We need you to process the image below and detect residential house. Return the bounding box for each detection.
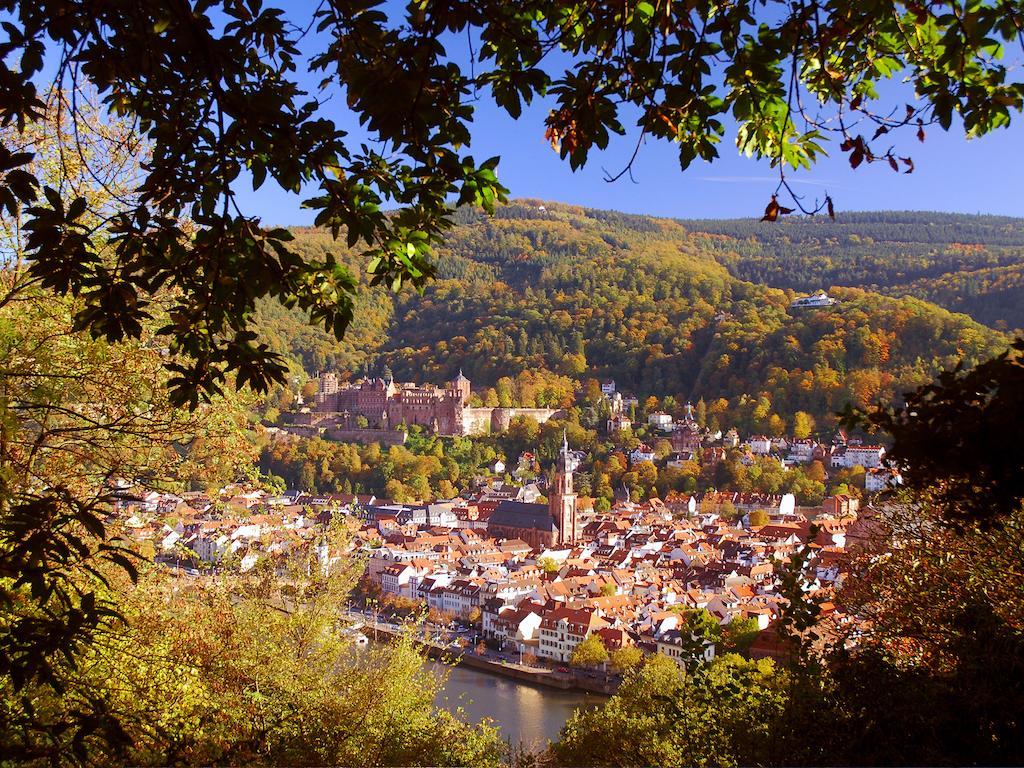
[786,439,816,464]
[655,627,716,668]
[439,579,483,618]
[831,444,886,469]
[379,563,417,597]
[630,444,656,463]
[537,606,609,662]
[647,412,674,431]
[865,467,903,492]
[487,601,544,649]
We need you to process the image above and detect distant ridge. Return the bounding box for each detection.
[672,208,1024,330]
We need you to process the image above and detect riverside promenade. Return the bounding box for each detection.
[355,615,617,695]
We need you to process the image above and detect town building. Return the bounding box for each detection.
[789,291,837,309]
[671,407,702,453]
[537,606,609,662]
[648,412,673,431]
[630,443,656,463]
[831,444,886,469]
[865,467,903,493]
[656,628,717,668]
[488,432,580,548]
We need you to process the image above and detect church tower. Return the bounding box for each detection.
[550,430,578,546]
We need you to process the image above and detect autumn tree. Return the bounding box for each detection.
[674,609,725,670]
[537,556,561,575]
[847,338,1024,529]
[1,527,504,765]
[819,493,1024,765]
[609,646,644,674]
[748,509,770,528]
[806,460,827,484]
[792,411,816,440]
[0,92,258,756]
[554,654,788,767]
[570,634,609,668]
[722,616,761,655]
[719,500,739,521]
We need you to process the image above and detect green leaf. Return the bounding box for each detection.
[635,1,655,24]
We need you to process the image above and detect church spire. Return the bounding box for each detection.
[551,426,577,546]
[557,428,573,479]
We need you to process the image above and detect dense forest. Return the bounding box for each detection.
[680,211,1024,331]
[256,203,1014,429]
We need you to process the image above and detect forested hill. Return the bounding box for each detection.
[260,202,1012,427]
[678,211,1024,332]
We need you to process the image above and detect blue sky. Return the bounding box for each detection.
[231,3,1024,224]
[248,93,1024,226]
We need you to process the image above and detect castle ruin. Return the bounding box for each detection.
[309,370,560,437]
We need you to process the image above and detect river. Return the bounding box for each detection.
[427,658,604,748]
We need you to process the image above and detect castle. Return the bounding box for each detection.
[311,370,561,437]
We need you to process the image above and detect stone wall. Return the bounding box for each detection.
[323,427,408,446]
[461,407,562,435]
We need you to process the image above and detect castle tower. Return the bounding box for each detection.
[550,430,578,546]
[316,371,340,410]
[451,368,471,403]
[319,371,339,396]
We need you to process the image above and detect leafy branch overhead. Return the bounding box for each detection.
[3,0,1023,404]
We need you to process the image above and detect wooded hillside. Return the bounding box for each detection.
[257,203,1016,424]
[681,210,1024,331]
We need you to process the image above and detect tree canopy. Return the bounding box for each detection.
[0,94,259,752]
[846,337,1024,528]
[570,633,609,667]
[3,0,1023,405]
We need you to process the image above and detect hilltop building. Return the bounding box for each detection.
[789,291,837,309]
[606,391,631,432]
[309,370,559,437]
[671,404,702,453]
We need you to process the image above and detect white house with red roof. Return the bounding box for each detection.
[537,606,609,662]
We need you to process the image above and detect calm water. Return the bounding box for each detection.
[428,659,602,748]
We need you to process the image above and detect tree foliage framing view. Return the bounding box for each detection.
[2,0,1023,407]
[3,2,1024,765]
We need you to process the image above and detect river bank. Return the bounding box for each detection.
[363,619,619,694]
